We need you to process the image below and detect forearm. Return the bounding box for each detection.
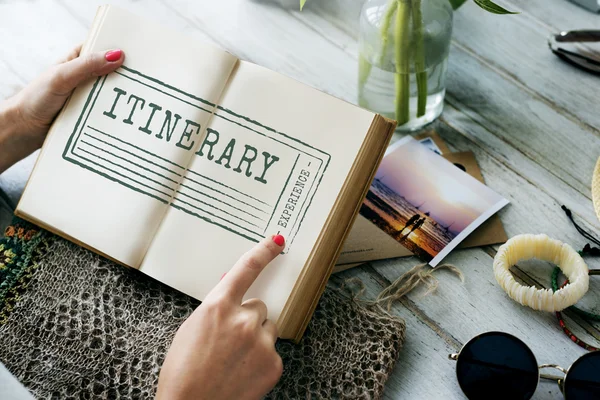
[0,97,42,174]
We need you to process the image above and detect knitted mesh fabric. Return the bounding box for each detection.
[0,224,405,399]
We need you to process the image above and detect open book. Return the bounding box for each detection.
[15,6,395,341]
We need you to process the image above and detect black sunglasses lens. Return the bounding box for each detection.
[564,351,600,400]
[456,332,538,400]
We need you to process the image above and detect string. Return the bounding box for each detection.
[561,205,600,246]
[551,267,600,322]
[561,205,600,254]
[338,263,464,312]
[374,263,464,312]
[551,267,600,351]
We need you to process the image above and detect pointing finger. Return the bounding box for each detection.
[212,235,284,303]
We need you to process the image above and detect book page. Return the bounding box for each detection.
[140,61,376,322]
[17,6,238,267]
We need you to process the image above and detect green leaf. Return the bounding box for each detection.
[473,0,518,14]
[300,0,307,10]
[448,0,468,9]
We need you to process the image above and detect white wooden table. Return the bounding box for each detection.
[1,0,600,398]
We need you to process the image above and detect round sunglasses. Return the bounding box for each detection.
[449,332,600,399]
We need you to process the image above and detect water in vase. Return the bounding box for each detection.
[358,56,447,131]
[358,0,453,132]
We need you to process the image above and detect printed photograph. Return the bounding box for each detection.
[360,137,508,266]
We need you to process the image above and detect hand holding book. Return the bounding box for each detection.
[0,46,124,174]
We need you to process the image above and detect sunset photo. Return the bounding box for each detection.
[360,137,508,266]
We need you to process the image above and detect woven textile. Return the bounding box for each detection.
[0,220,405,399]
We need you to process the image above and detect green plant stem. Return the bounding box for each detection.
[394,0,411,125]
[379,0,398,66]
[360,0,397,92]
[358,53,373,92]
[411,0,427,117]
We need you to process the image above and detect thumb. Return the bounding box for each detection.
[50,49,124,95]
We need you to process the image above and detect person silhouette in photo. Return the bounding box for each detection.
[396,215,422,241]
[400,214,420,233]
[409,217,426,235]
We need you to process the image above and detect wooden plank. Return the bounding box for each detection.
[451,1,600,152]
[444,44,599,202]
[438,105,600,231]
[55,0,220,47]
[0,1,86,84]
[436,116,600,261]
[0,1,598,398]
[0,59,25,100]
[164,0,361,100]
[57,0,361,102]
[307,0,363,35]
[507,0,600,30]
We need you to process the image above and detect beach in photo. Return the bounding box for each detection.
[360,136,508,266]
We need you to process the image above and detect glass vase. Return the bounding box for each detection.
[358,0,453,132]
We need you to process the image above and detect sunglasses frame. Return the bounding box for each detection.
[449,331,600,400]
[548,30,600,75]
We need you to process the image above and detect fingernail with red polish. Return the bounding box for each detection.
[105,49,122,62]
[272,234,285,247]
[220,272,227,281]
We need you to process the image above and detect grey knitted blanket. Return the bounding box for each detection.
[0,226,405,399]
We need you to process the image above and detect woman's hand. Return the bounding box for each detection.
[0,46,124,173]
[156,235,285,400]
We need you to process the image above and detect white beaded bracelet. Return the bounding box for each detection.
[493,234,589,312]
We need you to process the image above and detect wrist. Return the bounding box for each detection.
[0,96,40,173]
